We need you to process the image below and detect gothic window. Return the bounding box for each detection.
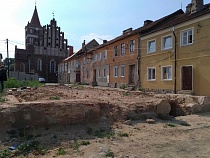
[37,59,42,71]
[50,60,56,73]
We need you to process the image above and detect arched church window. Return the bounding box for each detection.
[50,60,56,73]
[37,59,42,71]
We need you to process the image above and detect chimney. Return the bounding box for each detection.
[186,3,192,14]
[123,28,133,35]
[191,0,204,13]
[187,0,204,14]
[68,46,73,56]
[103,40,107,44]
[144,20,153,26]
[82,40,85,52]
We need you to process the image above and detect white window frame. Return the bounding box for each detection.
[147,67,156,81]
[104,51,107,60]
[103,68,106,78]
[129,40,135,52]
[98,69,101,78]
[98,52,102,61]
[180,28,193,46]
[161,65,172,81]
[114,66,118,77]
[68,62,71,73]
[120,65,125,77]
[147,39,156,53]
[121,43,125,55]
[162,35,172,50]
[94,54,97,61]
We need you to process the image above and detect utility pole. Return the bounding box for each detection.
[6,39,9,77]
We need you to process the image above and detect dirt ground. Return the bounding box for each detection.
[1,84,210,158]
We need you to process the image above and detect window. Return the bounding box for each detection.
[129,40,135,52]
[98,69,101,78]
[147,67,156,81]
[37,59,42,71]
[94,54,97,61]
[162,35,172,50]
[120,65,125,77]
[98,52,101,61]
[121,43,125,55]
[104,51,107,59]
[114,66,118,77]
[87,55,91,63]
[68,62,71,73]
[50,60,56,73]
[181,28,193,46]
[103,68,106,78]
[162,66,172,80]
[114,46,118,56]
[147,40,156,53]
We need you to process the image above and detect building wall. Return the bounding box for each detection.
[107,34,139,88]
[140,14,210,96]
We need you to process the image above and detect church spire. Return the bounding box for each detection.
[30,5,41,28]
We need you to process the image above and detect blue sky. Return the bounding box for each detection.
[0,0,210,59]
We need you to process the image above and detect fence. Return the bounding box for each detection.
[9,71,39,81]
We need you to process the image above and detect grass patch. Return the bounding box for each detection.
[80,141,90,146]
[94,129,115,139]
[5,78,42,89]
[105,149,114,157]
[56,148,66,156]
[118,132,129,137]
[180,122,191,126]
[0,149,11,158]
[49,96,60,100]
[164,123,176,128]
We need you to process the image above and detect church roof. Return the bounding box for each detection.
[30,6,41,28]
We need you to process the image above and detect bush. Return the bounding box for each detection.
[4,78,42,89]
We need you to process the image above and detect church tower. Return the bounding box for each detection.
[25,5,43,51]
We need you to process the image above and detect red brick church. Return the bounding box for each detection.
[15,5,72,83]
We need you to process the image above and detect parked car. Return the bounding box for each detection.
[38,77,45,83]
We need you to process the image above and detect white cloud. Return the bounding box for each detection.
[80,33,113,45]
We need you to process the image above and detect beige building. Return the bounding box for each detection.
[140,0,210,96]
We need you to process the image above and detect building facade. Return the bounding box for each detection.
[140,0,210,96]
[15,6,71,82]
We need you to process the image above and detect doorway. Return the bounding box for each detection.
[181,66,193,90]
[129,65,135,85]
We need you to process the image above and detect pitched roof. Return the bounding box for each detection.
[140,4,210,36]
[87,9,184,52]
[30,6,42,28]
[64,39,99,61]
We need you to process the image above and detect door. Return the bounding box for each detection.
[181,66,192,90]
[93,70,97,82]
[76,72,81,83]
[129,65,135,84]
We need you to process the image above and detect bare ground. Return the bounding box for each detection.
[1,84,210,158]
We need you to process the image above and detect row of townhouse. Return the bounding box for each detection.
[58,0,210,96]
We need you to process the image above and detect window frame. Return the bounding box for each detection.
[98,69,101,78]
[147,67,156,81]
[37,59,42,71]
[147,39,156,53]
[103,68,106,78]
[121,43,125,55]
[114,46,118,56]
[120,65,125,77]
[161,65,172,81]
[129,40,135,52]
[104,51,107,60]
[114,66,118,78]
[162,34,172,50]
[180,28,193,46]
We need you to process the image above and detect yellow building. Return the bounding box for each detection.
[140,0,210,96]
